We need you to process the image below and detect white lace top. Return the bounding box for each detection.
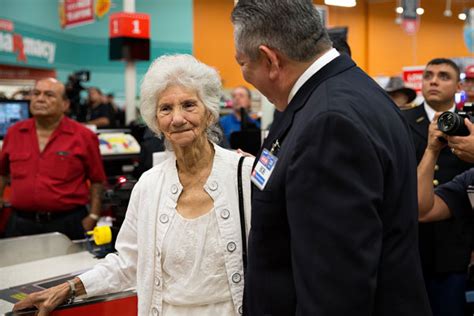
[161,208,234,315]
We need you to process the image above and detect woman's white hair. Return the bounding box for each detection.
[140,54,223,144]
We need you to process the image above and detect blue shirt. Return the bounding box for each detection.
[219,113,260,142]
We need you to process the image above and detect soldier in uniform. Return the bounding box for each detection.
[403,58,474,316]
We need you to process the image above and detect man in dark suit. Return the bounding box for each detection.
[231,1,431,315]
[403,58,473,316]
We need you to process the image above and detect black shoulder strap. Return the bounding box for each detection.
[237,156,247,271]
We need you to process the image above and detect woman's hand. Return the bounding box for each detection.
[12,282,71,316]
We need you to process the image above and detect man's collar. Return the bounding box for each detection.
[20,116,74,134]
[423,102,455,122]
[287,48,340,104]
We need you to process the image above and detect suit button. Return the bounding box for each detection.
[232,272,242,283]
[209,181,218,191]
[433,179,439,186]
[221,209,230,219]
[151,307,159,315]
[227,241,236,252]
[159,214,169,223]
[155,277,161,286]
[238,305,243,314]
[434,164,439,171]
[171,184,178,194]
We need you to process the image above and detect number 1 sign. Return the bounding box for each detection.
[109,12,150,39]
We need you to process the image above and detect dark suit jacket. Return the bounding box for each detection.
[244,54,431,316]
[403,105,474,274]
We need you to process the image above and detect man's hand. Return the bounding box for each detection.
[427,112,448,153]
[12,282,70,316]
[447,118,474,162]
[82,215,97,232]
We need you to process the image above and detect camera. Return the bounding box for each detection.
[65,70,90,121]
[437,103,474,136]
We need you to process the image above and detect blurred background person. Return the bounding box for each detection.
[219,86,260,143]
[462,64,474,103]
[85,87,116,128]
[383,76,417,109]
[106,92,125,127]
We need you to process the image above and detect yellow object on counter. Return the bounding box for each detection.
[87,225,112,246]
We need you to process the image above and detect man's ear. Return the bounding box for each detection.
[258,45,281,81]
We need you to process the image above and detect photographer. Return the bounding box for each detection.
[418,112,473,222]
[85,87,116,128]
[403,58,474,316]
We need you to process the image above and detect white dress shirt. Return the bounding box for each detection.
[288,48,340,104]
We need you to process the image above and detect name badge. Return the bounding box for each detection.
[251,148,278,190]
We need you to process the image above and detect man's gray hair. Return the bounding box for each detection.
[231,0,332,62]
[140,54,222,144]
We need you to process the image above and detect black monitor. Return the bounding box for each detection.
[0,100,30,139]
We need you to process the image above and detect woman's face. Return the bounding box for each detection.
[156,85,211,148]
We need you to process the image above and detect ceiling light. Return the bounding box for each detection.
[395,6,404,14]
[444,0,452,17]
[459,12,467,20]
[416,7,424,15]
[324,0,356,7]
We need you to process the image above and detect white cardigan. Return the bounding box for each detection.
[79,144,253,316]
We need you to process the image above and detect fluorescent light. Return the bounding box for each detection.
[324,0,356,8]
[395,6,404,14]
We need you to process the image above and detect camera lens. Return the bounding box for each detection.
[437,112,469,136]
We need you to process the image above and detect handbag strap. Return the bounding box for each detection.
[237,156,247,271]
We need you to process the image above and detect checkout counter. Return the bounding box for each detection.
[0,233,137,315]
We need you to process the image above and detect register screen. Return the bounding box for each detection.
[0,100,29,139]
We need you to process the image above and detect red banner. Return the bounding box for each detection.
[60,0,95,29]
[402,66,425,93]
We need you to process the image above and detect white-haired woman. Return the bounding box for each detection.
[13,54,253,316]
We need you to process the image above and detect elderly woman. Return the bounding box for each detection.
[13,54,253,316]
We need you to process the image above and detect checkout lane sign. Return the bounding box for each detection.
[0,19,56,64]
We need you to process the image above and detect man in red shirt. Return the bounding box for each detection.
[0,78,106,240]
